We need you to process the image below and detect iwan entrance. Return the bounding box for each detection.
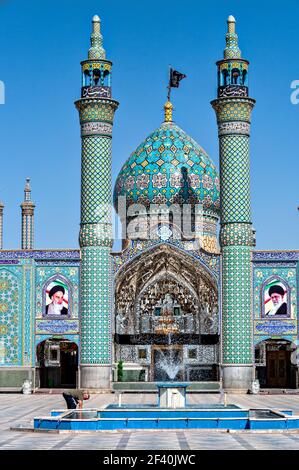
[256,339,297,389]
[36,339,78,388]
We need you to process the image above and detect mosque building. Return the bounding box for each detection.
[0,15,298,393]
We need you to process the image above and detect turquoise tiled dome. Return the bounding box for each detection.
[113,121,220,216]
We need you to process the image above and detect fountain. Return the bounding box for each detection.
[32,401,299,431]
[153,332,188,408]
[32,353,299,431]
[157,382,188,408]
[32,337,299,431]
[154,330,182,381]
[30,296,299,431]
[152,295,184,402]
[156,348,181,381]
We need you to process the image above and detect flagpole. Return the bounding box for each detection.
[167,65,171,101]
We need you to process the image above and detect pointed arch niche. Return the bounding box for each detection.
[115,243,219,336]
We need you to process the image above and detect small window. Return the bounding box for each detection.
[84,70,91,86]
[93,69,101,86]
[188,348,197,359]
[154,307,161,316]
[138,349,147,359]
[174,307,180,316]
[222,69,229,86]
[231,69,240,85]
[51,350,58,361]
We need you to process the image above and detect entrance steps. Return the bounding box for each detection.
[112,382,220,393]
[33,383,221,394]
[34,388,69,394]
[260,388,299,395]
[34,388,111,394]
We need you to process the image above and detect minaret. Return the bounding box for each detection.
[20,178,35,250]
[75,16,119,389]
[0,201,4,249]
[211,16,255,392]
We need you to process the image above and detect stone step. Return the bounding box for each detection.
[33,388,111,394]
[112,381,220,392]
[259,388,299,395]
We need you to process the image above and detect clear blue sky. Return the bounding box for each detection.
[0,0,298,250]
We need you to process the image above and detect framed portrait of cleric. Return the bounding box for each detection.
[262,277,290,319]
[43,277,71,318]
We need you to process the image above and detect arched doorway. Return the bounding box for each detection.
[114,243,219,382]
[36,339,78,388]
[255,339,297,389]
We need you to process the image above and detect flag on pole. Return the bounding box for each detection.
[167,68,186,101]
[169,68,187,88]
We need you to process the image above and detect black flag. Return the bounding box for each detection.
[169,68,187,88]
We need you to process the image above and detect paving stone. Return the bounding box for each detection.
[1,393,299,450]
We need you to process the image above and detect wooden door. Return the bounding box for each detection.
[267,350,290,388]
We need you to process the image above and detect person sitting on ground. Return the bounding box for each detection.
[62,389,90,409]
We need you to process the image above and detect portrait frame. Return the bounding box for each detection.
[261,276,290,319]
[42,275,72,319]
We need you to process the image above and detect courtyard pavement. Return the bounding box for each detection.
[2,392,299,449]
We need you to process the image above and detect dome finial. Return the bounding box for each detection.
[227,15,236,32]
[164,101,173,122]
[224,15,241,59]
[88,14,106,60]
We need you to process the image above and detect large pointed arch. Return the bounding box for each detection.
[115,243,219,336]
[115,242,218,291]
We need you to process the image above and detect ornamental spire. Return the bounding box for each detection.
[24,177,31,202]
[164,101,173,122]
[224,15,241,59]
[88,15,106,60]
[21,178,35,250]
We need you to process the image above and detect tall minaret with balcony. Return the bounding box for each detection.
[211,16,255,391]
[75,16,119,389]
[20,178,35,250]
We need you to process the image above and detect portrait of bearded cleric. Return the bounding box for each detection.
[263,281,288,318]
[45,281,69,317]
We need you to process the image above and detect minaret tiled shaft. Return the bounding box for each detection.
[211,16,255,391]
[75,16,118,389]
[0,202,4,249]
[20,178,35,250]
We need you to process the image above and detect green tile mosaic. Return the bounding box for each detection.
[80,247,113,364]
[221,246,253,364]
[220,135,251,223]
